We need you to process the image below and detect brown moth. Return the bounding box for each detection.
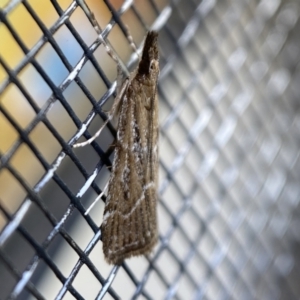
[102,32,159,265]
[74,31,160,265]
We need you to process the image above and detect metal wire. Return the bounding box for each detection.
[1,0,300,299]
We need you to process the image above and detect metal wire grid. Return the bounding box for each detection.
[1,0,300,299]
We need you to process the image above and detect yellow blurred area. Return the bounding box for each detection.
[0,0,9,8]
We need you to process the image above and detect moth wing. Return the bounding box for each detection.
[101,84,158,265]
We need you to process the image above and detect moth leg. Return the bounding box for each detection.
[73,79,129,148]
[116,64,125,95]
[90,12,121,65]
[92,67,123,115]
[84,180,109,215]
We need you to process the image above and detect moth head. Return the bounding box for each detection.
[149,59,159,75]
[138,31,159,78]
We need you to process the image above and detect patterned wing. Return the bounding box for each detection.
[101,31,159,265]
[101,82,158,265]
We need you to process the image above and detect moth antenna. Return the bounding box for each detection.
[124,25,141,60]
[90,12,120,65]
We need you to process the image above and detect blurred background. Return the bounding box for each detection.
[1,0,300,299]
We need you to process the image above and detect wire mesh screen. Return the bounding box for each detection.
[1,0,300,299]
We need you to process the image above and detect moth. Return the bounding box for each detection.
[74,31,160,265]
